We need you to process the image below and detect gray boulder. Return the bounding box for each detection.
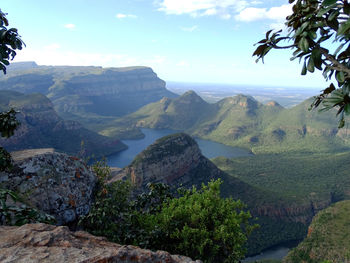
[0,149,96,225]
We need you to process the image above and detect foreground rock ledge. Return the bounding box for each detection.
[0,223,202,263]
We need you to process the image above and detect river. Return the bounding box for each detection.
[106,128,296,260]
[107,128,252,168]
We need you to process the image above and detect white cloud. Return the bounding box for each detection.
[157,1,291,22]
[235,4,292,22]
[181,25,198,32]
[64,24,76,30]
[158,0,248,18]
[116,13,138,19]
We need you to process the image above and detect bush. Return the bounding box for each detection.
[143,179,256,263]
[0,188,55,226]
[79,161,256,262]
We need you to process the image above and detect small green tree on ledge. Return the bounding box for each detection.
[253,0,350,128]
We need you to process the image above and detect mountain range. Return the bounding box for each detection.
[110,90,350,153]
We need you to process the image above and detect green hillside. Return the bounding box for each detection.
[284,200,350,263]
[213,152,350,204]
[212,151,350,256]
[108,90,350,153]
[0,90,126,157]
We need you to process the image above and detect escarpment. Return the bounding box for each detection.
[0,90,126,156]
[0,65,178,118]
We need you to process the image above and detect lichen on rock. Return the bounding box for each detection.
[0,149,96,225]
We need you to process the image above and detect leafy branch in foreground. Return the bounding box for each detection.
[79,161,256,262]
[253,0,350,128]
[0,8,25,74]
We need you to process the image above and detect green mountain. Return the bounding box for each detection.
[0,63,177,131]
[0,90,126,157]
[110,91,350,153]
[284,200,350,263]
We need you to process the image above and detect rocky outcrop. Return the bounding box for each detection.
[0,90,126,156]
[117,133,221,191]
[0,150,96,225]
[0,223,201,263]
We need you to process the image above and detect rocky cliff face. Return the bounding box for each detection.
[0,150,96,225]
[0,90,126,156]
[118,133,222,191]
[0,64,177,118]
[0,223,201,263]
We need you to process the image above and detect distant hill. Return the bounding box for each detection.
[0,63,177,131]
[110,90,350,153]
[0,90,126,157]
[284,200,350,263]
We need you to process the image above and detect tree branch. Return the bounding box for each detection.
[320,48,350,77]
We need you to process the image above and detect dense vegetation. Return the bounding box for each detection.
[211,151,350,256]
[79,161,256,263]
[213,152,350,203]
[284,200,350,263]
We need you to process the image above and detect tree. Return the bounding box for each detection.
[0,9,24,171]
[80,161,256,263]
[146,179,256,263]
[253,0,350,128]
[0,8,24,74]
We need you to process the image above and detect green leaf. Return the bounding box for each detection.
[337,20,350,36]
[308,31,317,40]
[322,0,337,7]
[344,103,350,115]
[307,57,315,72]
[301,61,307,75]
[336,71,345,83]
[311,48,323,70]
[299,37,309,52]
[328,10,339,21]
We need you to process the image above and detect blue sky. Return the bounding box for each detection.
[2,0,326,88]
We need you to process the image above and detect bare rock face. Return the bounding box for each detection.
[118,133,221,191]
[0,223,201,263]
[0,150,96,225]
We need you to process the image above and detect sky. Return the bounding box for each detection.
[1,0,327,88]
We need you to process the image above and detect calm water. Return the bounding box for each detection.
[107,128,252,168]
[244,246,290,262]
[244,240,300,262]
